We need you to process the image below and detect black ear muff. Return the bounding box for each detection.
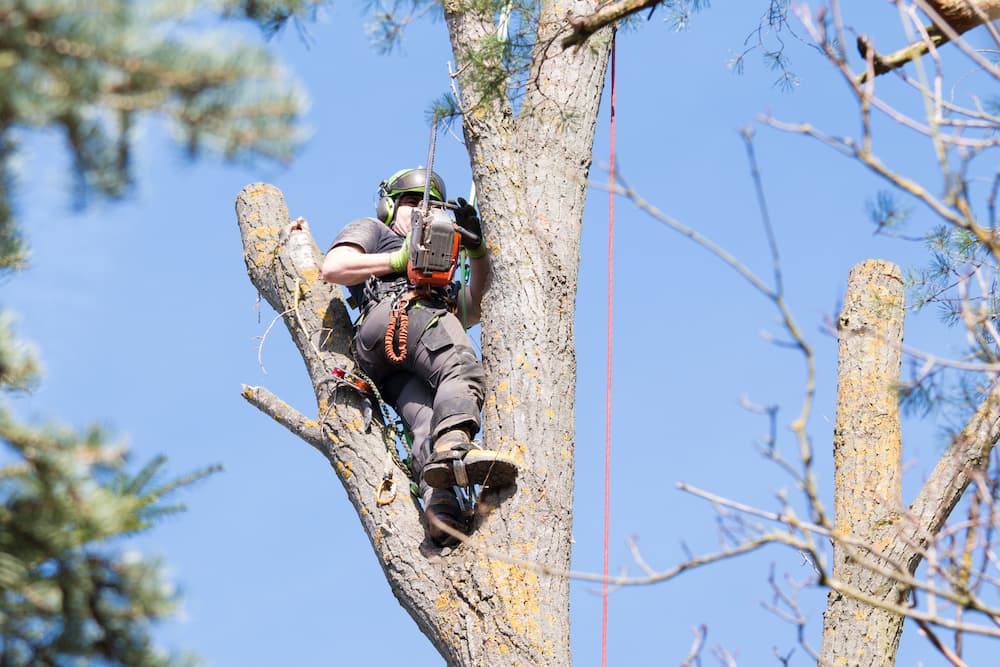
[376,196,395,224]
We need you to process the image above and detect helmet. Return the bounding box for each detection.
[375,167,447,224]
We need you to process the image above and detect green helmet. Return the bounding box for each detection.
[376,167,447,224]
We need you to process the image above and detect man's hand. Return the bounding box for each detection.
[388,234,410,272]
[452,198,487,258]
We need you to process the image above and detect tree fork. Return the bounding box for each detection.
[234,183,570,665]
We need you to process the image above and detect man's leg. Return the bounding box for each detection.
[406,312,518,490]
[388,373,468,547]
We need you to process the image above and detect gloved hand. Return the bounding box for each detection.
[388,234,410,273]
[452,197,487,258]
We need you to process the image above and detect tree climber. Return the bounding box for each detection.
[321,168,518,547]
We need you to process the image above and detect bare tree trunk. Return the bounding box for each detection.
[820,259,1000,664]
[234,11,610,652]
[820,259,907,666]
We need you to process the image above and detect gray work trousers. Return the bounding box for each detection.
[353,296,485,492]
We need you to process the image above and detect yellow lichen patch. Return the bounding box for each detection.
[245,185,272,198]
[512,541,534,555]
[303,419,319,429]
[561,449,570,459]
[486,559,546,648]
[253,225,281,238]
[545,409,555,419]
[335,461,353,478]
[500,394,521,414]
[326,431,342,444]
[435,590,452,610]
[346,418,364,431]
[497,380,509,393]
[301,267,319,283]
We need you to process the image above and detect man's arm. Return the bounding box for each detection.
[321,243,404,285]
[458,253,488,327]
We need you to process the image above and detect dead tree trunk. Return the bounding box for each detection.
[820,259,907,666]
[820,259,1000,664]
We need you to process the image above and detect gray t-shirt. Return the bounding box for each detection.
[329,217,407,308]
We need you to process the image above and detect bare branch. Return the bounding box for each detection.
[560,0,659,50]
[855,0,1000,81]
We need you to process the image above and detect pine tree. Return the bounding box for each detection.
[1,1,319,663]
[0,0,322,271]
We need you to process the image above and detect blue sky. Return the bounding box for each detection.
[7,2,997,665]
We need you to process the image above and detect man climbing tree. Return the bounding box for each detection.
[234,0,611,652]
[320,166,518,547]
[237,0,1000,663]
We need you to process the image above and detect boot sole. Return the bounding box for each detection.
[423,450,518,490]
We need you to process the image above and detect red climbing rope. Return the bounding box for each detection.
[601,28,616,667]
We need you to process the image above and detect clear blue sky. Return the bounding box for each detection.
[7,2,994,665]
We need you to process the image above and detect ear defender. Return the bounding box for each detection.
[376,196,395,224]
[375,179,395,224]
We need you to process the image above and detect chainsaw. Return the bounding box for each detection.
[406,122,480,288]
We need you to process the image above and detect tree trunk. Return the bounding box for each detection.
[820,259,1000,665]
[236,0,611,658]
[441,0,613,661]
[235,10,611,650]
[820,259,907,666]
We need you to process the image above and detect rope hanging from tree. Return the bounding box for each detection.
[601,27,617,667]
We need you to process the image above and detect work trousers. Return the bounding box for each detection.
[353,296,485,492]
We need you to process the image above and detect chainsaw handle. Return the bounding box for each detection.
[454,224,480,247]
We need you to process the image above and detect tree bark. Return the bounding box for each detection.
[820,259,907,666]
[820,259,1000,665]
[236,1,611,662]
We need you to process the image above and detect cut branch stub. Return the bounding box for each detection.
[821,259,906,667]
[833,259,905,539]
[235,183,354,388]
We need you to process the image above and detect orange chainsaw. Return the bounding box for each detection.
[406,123,480,288]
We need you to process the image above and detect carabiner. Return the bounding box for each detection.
[375,475,397,506]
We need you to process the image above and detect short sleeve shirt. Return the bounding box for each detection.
[329,217,407,307]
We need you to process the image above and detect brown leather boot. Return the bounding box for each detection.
[423,488,468,547]
[421,430,518,490]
